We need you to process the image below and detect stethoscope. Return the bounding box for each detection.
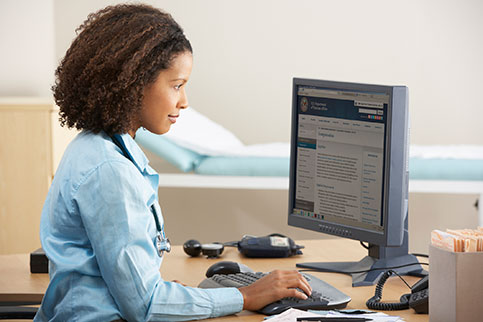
[110,135,171,257]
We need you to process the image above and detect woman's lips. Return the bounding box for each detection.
[168,115,179,123]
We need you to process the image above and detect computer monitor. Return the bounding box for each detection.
[288,78,425,286]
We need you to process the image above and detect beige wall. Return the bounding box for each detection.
[0,0,54,97]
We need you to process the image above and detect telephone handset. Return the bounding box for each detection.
[366,270,428,314]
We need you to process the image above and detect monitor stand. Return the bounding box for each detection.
[296,223,426,287]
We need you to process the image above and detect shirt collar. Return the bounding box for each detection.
[112,132,150,173]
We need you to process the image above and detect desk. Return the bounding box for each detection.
[0,239,428,321]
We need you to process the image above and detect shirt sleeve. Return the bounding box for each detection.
[74,160,243,321]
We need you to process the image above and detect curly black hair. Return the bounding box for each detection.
[53,3,192,135]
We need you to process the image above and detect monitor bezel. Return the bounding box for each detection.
[288,78,409,247]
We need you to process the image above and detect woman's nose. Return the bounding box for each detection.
[178,89,189,109]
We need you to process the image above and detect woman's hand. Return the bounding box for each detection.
[238,270,312,311]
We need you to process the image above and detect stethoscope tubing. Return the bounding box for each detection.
[110,134,171,256]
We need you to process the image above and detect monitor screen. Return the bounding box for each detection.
[288,78,424,286]
[293,85,388,233]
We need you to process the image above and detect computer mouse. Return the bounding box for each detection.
[205,261,254,278]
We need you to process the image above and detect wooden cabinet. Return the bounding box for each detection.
[0,98,76,254]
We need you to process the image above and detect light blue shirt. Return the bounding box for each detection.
[35,131,243,322]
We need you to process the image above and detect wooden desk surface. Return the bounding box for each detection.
[0,239,428,321]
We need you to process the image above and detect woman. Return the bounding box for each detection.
[35,4,311,321]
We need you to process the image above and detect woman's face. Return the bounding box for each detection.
[133,51,193,136]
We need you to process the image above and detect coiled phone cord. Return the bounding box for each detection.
[366,270,411,311]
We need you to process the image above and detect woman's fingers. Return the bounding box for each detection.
[238,269,312,311]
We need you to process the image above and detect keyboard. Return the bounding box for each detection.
[198,272,351,315]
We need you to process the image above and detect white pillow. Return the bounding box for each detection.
[165,107,290,157]
[164,107,244,156]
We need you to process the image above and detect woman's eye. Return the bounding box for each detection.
[174,84,183,90]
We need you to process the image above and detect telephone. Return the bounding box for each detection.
[366,270,428,314]
[408,274,429,314]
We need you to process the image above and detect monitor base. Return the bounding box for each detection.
[296,254,426,287]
